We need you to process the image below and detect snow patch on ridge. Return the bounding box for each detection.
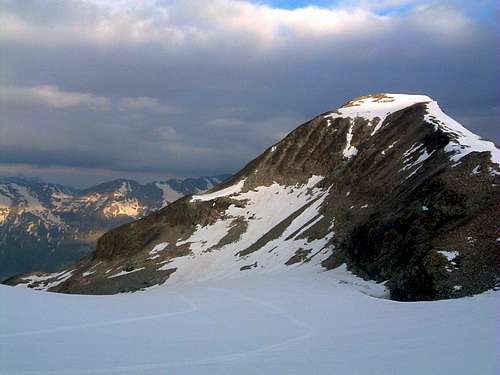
[191,179,247,202]
[400,145,434,178]
[424,101,500,165]
[438,250,459,262]
[438,250,460,273]
[155,182,183,207]
[324,93,432,135]
[22,269,76,290]
[149,242,169,255]
[108,267,145,279]
[381,140,398,155]
[166,175,328,285]
[342,121,358,159]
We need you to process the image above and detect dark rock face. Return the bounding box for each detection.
[0,175,230,281]
[6,94,499,301]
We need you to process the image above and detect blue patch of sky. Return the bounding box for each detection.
[251,0,495,23]
[250,1,417,15]
[251,1,341,10]
[456,0,496,24]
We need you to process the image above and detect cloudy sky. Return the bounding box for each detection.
[0,0,497,187]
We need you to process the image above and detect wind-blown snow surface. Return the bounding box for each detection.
[1,267,498,375]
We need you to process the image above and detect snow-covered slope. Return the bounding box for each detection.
[1,269,498,374]
[7,93,499,301]
[0,175,230,281]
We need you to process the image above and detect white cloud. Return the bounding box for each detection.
[407,4,475,43]
[0,0,477,50]
[338,0,426,11]
[0,85,179,114]
[0,85,111,110]
[0,0,496,180]
[117,96,178,113]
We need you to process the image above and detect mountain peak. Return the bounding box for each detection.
[319,93,499,165]
[341,92,431,108]
[333,93,431,120]
[7,94,499,302]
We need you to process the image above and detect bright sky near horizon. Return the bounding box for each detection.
[0,0,497,187]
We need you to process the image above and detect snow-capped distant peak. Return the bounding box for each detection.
[0,174,231,281]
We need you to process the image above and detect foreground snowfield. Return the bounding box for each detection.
[1,267,498,375]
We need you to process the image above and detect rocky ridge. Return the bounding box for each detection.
[7,93,499,301]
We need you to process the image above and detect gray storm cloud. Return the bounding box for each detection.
[0,0,497,184]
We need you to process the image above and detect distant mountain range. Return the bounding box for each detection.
[0,175,230,281]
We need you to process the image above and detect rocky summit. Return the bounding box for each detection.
[7,93,499,301]
[0,175,229,281]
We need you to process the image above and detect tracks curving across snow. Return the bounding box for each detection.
[0,280,316,375]
[1,272,498,375]
[0,292,198,339]
[201,285,314,355]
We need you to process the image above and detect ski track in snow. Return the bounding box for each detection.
[0,291,198,338]
[0,284,315,374]
[1,272,498,375]
[201,285,314,354]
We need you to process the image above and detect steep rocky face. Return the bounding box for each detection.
[0,175,229,281]
[7,94,499,301]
